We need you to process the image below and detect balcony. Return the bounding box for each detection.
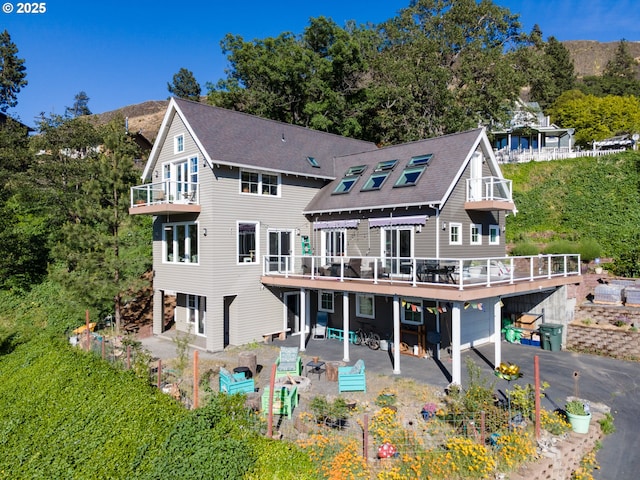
[465,176,515,211]
[129,181,201,215]
[261,254,581,302]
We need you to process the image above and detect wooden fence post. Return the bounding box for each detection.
[363,414,369,460]
[157,360,162,389]
[534,355,541,440]
[193,350,199,409]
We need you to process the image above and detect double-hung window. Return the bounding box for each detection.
[449,223,462,245]
[164,222,199,263]
[319,291,335,313]
[470,224,482,245]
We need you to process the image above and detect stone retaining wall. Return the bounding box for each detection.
[569,304,640,360]
[510,414,603,480]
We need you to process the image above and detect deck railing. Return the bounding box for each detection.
[466,176,512,203]
[130,181,199,207]
[262,254,581,290]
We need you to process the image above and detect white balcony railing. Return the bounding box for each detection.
[466,176,512,203]
[131,181,199,207]
[262,254,581,290]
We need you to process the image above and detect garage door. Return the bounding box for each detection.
[460,308,492,350]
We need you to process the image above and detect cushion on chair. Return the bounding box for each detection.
[278,347,299,371]
[348,359,364,374]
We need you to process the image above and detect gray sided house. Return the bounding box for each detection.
[131,98,581,385]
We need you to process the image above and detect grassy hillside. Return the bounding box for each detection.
[502,151,640,271]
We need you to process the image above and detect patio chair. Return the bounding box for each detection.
[312,311,328,340]
[338,359,366,393]
[275,346,303,378]
[261,385,298,419]
[219,367,255,394]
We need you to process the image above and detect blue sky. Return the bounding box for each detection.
[3,0,639,127]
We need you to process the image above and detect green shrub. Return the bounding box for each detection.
[145,394,265,479]
[0,334,186,479]
[577,238,602,263]
[510,241,539,256]
[543,239,578,255]
[598,412,616,435]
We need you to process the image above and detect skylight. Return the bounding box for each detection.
[345,165,367,176]
[307,156,320,168]
[362,172,390,191]
[394,166,425,187]
[408,154,432,166]
[333,176,360,194]
[374,160,398,172]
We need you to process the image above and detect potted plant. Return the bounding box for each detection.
[565,399,591,434]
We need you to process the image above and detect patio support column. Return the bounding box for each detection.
[342,292,350,363]
[299,288,307,352]
[451,302,462,386]
[436,302,441,361]
[493,297,501,369]
[393,295,401,374]
[153,289,163,335]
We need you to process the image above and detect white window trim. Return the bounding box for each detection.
[174,134,185,154]
[401,297,424,325]
[470,223,482,245]
[321,229,347,264]
[163,222,199,264]
[186,294,205,336]
[356,294,375,319]
[237,220,259,265]
[449,222,462,245]
[318,291,335,313]
[240,169,281,197]
[489,224,500,245]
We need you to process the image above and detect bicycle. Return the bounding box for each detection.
[353,322,381,350]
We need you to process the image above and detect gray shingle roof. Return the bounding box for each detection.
[304,129,484,214]
[173,98,376,178]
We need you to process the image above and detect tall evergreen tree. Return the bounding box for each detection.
[50,117,150,330]
[529,36,575,110]
[168,68,201,101]
[65,91,92,117]
[0,30,28,113]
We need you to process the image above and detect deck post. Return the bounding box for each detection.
[393,295,401,374]
[300,288,307,352]
[451,303,462,385]
[342,292,350,363]
[493,297,501,369]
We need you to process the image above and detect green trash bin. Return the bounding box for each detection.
[539,323,563,351]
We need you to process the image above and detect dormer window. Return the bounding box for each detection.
[174,134,184,154]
